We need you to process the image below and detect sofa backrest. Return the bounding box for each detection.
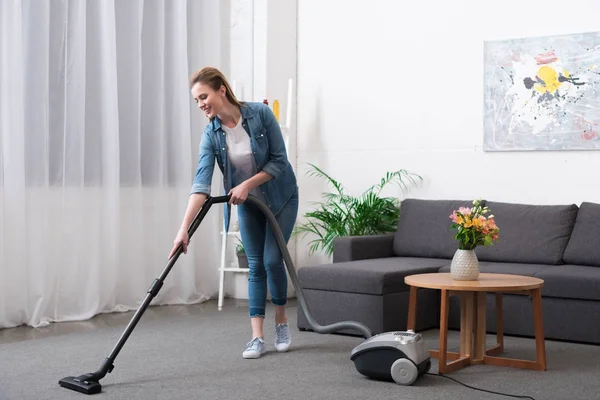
[562,202,600,267]
[475,201,579,265]
[393,199,475,259]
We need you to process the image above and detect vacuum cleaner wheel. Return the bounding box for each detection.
[390,358,419,385]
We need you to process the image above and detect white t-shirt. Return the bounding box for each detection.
[222,117,264,201]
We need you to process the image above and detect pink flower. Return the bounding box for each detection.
[449,211,458,222]
[458,207,472,216]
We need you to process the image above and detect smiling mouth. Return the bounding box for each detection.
[204,106,212,116]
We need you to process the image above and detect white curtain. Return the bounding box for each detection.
[0,0,225,328]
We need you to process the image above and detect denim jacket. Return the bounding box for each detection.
[190,102,297,229]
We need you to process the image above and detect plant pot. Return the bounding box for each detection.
[450,249,479,281]
[236,252,249,269]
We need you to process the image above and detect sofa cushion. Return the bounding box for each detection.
[562,202,600,267]
[535,265,600,301]
[393,199,474,259]
[479,262,551,276]
[438,262,549,277]
[475,201,578,265]
[297,257,450,295]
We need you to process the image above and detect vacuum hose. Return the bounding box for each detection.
[244,194,373,339]
[59,193,371,395]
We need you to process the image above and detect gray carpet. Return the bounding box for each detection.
[1,299,599,400]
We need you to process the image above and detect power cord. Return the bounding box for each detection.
[426,372,536,399]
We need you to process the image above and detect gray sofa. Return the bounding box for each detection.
[297,199,600,344]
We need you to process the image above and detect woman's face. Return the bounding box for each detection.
[191,82,226,119]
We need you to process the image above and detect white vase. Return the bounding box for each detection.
[450,249,480,281]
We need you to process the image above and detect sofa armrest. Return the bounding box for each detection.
[332,234,395,263]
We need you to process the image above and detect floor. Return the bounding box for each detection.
[3,298,600,400]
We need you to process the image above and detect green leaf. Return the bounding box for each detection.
[294,164,422,256]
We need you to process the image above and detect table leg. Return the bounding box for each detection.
[473,291,487,362]
[483,288,547,371]
[459,292,474,358]
[438,289,449,373]
[486,293,504,356]
[532,288,547,371]
[496,293,504,352]
[431,290,473,373]
[407,286,418,331]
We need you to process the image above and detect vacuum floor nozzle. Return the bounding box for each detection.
[58,375,102,395]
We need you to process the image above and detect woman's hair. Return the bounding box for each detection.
[189,67,242,107]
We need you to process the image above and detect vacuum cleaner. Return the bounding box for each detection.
[59,194,429,395]
[350,330,431,385]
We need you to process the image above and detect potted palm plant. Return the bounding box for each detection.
[235,240,249,269]
[293,163,422,256]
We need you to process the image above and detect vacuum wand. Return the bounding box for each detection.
[58,195,229,395]
[59,194,371,395]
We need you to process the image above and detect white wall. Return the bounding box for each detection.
[296,0,600,266]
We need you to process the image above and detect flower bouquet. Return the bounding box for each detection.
[448,199,499,280]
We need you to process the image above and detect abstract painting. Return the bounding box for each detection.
[484,31,600,151]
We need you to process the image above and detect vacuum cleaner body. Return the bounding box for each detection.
[350,330,431,385]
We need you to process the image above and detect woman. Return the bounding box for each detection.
[169,67,299,359]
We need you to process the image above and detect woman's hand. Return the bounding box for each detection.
[228,182,250,205]
[169,228,189,258]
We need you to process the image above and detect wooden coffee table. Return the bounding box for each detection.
[405,273,546,374]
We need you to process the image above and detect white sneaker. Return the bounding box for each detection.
[242,337,266,359]
[275,323,291,352]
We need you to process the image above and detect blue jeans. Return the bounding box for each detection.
[237,189,298,318]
